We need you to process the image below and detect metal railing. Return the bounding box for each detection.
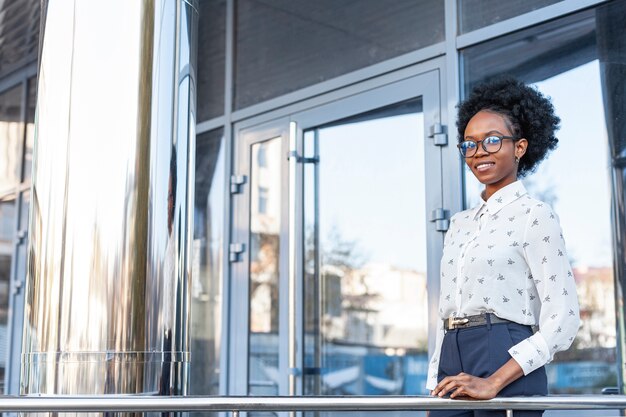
[0,396,624,417]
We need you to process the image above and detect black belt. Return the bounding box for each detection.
[443,313,511,331]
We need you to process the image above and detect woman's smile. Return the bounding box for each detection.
[475,161,496,172]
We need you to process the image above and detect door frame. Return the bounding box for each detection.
[290,69,444,395]
[229,118,291,395]
[227,65,452,396]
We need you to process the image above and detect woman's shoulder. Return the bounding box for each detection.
[520,194,562,229]
[450,207,476,223]
[524,194,558,214]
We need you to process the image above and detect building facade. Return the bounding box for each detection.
[0,0,625,412]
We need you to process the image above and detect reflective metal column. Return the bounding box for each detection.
[21,0,198,395]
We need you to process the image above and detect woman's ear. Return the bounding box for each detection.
[516,138,528,159]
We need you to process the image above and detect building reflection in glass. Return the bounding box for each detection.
[303,100,430,396]
[248,138,282,395]
[190,128,225,400]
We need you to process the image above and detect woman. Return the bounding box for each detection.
[426,77,580,416]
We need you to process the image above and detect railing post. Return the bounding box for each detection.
[505,410,513,417]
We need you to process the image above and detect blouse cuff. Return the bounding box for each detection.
[508,332,550,375]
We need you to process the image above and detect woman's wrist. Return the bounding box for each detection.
[486,374,506,394]
[486,358,525,395]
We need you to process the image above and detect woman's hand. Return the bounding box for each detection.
[431,373,500,400]
[431,358,524,400]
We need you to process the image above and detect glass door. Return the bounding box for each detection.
[230,70,446,400]
[230,120,291,396]
[300,98,430,396]
[293,71,443,398]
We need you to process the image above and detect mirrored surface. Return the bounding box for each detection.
[22,0,198,395]
[303,99,429,396]
[248,137,282,395]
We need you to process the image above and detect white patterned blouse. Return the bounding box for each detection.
[426,180,580,391]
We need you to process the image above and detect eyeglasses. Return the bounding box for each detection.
[457,135,519,158]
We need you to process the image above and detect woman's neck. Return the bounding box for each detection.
[482,177,518,201]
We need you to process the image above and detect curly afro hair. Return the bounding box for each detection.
[457,76,560,178]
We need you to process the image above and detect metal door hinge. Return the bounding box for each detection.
[229,243,245,262]
[12,280,23,295]
[430,208,450,232]
[429,123,448,146]
[230,175,247,194]
[17,229,27,244]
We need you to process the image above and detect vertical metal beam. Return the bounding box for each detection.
[313,128,321,398]
[444,0,464,210]
[222,0,235,397]
[597,2,626,409]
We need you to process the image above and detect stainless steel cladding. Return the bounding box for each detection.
[21,0,198,395]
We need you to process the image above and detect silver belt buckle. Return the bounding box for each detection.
[448,315,469,329]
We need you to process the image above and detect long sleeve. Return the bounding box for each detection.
[508,203,581,375]
[426,320,445,391]
[426,216,457,391]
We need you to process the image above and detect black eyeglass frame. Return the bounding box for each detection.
[457,135,520,158]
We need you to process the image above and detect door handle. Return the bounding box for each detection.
[288,121,298,397]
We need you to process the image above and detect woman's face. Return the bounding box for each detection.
[462,110,527,188]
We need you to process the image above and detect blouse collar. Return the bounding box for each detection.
[472,180,528,220]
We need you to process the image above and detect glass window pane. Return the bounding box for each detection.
[461,9,597,94]
[0,85,24,194]
[23,77,36,183]
[458,0,562,33]
[248,137,282,395]
[0,0,39,77]
[461,3,625,396]
[303,99,430,396]
[190,128,225,398]
[197,0,226,121]
[0,197,16,393]
[234,0,444,110]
